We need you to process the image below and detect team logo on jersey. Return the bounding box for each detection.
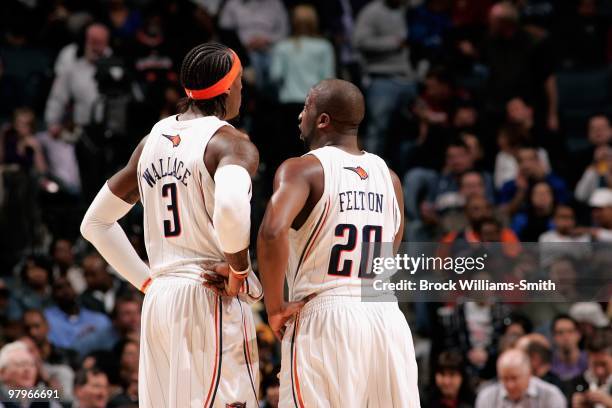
[162,133,181,147]
[343,166,368,180]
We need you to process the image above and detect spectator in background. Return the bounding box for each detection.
[437,170,488,233]
[511,180,557,241]
[499,146,568,216]
[412,66,458,164]
[405,139,495,240]
[407,0,453,64]
[574,114,612,192]
[322,0,369,86]
[50,239,85,295]
[18,335,74,404]
[73,368,110,408]
[0,107,47,175]
[441,195,519,249]
[494,123,551,190]
[12,256,54,320]
[517,333,564,389]
[569,302,610,342]
[112,339,139,402]
[22,309,78,370]
[433,297,512,384]
[569,329,612,408]
[37,122,81,196]
[268,4,334,173]
[108,367,138,408]
[475,349,567,407]
[504,97,559,161]
[78,294,142,353]
[0,107,48,268]
[538,205,591,268]
[44,277,112,358]
[219,0,289,89]
[45,23,111,132]
[78,252,131,315]
[480,2,559,133]
[425,351,475,408]
[551,314,588,382]
[0,341,36,395]
[588,188,612,242]
[434,140,495,211]
[354,0,416,156]
[104,0,142,50]
[0,341,63,407]
[547,256,579,303]
[577,145,612,205]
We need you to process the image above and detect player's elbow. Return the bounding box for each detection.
[80,215,94,242]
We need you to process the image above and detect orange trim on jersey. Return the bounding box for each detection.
[292,312,306,408]
[184,50,241,100]
[140,277,152,293]
[203,297,220,407]
[301,198,331,265]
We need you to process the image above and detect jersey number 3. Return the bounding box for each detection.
[162,183,181,237]
[328,224,382,278]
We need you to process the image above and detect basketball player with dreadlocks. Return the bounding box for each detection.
[81,42,262,407]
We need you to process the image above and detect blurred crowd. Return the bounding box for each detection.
[0,0,611,406]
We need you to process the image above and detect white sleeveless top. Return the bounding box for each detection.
[286,146,400,300]
[137,114,229,279]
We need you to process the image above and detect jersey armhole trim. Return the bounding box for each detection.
[290,152,327,235]
[201,123,234,183]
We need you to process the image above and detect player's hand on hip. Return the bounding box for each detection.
[201,260,231,296]
[268,300,307,341]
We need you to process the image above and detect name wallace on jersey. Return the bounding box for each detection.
[141,157,192,187]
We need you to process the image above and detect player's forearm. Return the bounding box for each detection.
[81,183,151,292]
[224,248,250,296]
[257,228,289,314]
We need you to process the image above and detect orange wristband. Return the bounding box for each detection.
[140,277,152,293]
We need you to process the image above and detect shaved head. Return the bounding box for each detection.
[310,79,365,129]
[298,79,366,150]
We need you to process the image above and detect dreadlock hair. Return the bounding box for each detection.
[177,42,234,118]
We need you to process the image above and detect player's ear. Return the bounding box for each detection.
[317,113,330,129]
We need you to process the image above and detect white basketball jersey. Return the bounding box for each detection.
[137,115,230,278]
[286,146,401,301]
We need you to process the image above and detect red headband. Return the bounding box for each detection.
[184,50,241,100]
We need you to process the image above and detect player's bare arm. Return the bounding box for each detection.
[257,155,322,339]
[389,168,405,254]
[81,136,152,292]
[204,126,260,296]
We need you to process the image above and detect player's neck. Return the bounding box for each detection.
[311,133,361,154]
[177,107,221,121]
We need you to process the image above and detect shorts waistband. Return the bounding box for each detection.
[298,295,399,319]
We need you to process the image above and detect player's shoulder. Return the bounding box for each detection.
[275,155,323,183]
[211,125,256,151]
[205,125,259,175]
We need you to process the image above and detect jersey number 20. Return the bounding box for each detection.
[162,183,181,237]
[328,224,382,278]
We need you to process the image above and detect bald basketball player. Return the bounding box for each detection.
[257,79,420,407]
[81,42,262,408]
